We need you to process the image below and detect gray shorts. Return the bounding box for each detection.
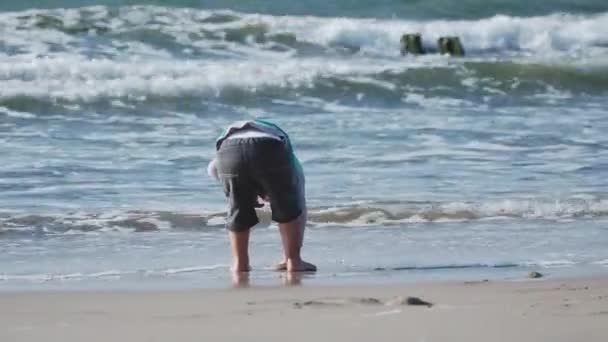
[217,137,304,232]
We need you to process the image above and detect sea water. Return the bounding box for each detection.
[1,0,608,290]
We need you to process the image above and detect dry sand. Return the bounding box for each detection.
[2,276,607,342]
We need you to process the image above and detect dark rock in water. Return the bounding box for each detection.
[529,271,544,279]
[437,36,465,56]
[400,33,425,55]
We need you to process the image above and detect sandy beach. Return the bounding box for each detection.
[2,276,607,342]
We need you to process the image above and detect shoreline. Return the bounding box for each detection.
[0,268,608,296]
[2,275,607,341]
[2,265,608,294]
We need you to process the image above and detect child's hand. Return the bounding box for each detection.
[254,196,268,208]
[207,158,219,180]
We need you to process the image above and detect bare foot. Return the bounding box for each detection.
[286,259,317,273]
[273,261,287,271]
[231,263,251,273]
[273,260,316,272]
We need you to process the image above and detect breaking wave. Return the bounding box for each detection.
[1,6,607,108]
[2,198,607,236]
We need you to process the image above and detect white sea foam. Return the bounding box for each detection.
[2,198,607,235]
[20,6,604,58]
[525,260,577,268]
[0,265,228,283]
[0,7,606,103]
[3,7,607,61]
[0,54,414,102]
[242,11,608,57]
[161,265,227,275]
[0,106,37,119]
[595,259,608,266]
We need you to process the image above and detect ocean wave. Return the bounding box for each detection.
[309,198,608,225]
[0,55,606,110]
[1,6,607,107]
[3,6,608,56]
[1,198,607,236]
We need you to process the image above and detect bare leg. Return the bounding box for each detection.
[278,210,316,272]
[274,166,313,272]
[229,230,251,273]
[274,208,307,271]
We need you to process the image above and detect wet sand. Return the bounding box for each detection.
[2,277,607,342]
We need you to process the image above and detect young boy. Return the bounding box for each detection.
[208,119,316,273]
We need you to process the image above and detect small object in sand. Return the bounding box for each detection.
[385,296,433,307]
[355,297,382,305]
[406,296,433,307]
[293,300,342,309]
[529,271,543,279]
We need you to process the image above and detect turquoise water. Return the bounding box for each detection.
[1,1,608,290]
[2,0,607,19]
